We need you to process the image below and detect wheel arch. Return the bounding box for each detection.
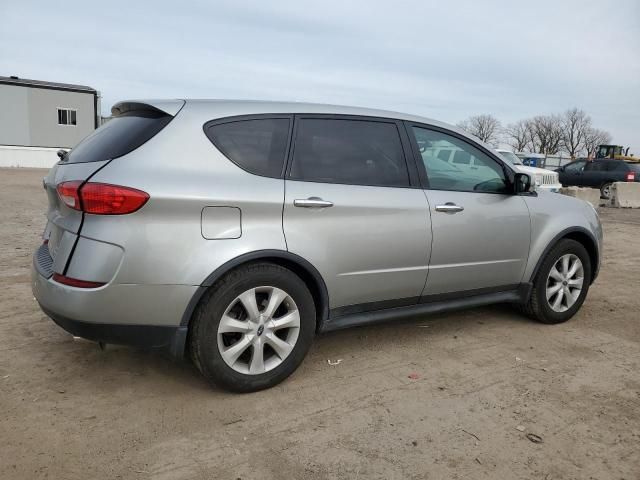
[529,227,599,285]
[180,250,330,331]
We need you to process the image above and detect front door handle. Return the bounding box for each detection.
[435,202,464,213]
[294,197,334,208]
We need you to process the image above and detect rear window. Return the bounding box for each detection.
[63,111,172,164]
[205,118,290,178]
[627,163,640,173]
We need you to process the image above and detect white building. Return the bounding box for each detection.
[0,75,99,168]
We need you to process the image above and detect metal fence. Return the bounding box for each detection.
[516,153,574,169]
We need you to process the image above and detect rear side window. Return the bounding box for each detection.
[437,150,451,162]
[609,161,625,171]
[452,150,472,165]
[64,111,172,164]
[289,118,410,187]
[616,162,631,171]
[586,160,619,172]
[205,118,290,178]
[585,162,603,171]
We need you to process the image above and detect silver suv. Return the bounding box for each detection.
[32,100,602,392]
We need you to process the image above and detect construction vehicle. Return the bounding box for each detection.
[596,145,637,162]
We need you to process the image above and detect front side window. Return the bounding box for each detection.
[289,118,410,187]
[205,118,290,178]
[57,108,77,126]
[411,126,508,193]
[564,160,586,172]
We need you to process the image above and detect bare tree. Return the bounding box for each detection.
[584,127,612,157]
[456,114,501,146]
[504,119,533,152]
[530,115,563,154]
[458,109,611,158]
[561,108,591,158]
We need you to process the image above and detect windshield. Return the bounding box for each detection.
[498,151,523,165]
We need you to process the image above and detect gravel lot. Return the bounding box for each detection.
[1,167,639,480]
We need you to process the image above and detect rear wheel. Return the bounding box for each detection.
[600,182,612,199]
[520,239,591,324]
[189,263,315,392]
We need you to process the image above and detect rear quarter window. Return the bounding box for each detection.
[64,111,172,164]
[204,118,291,178]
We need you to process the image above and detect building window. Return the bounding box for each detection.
[57,108,77,126]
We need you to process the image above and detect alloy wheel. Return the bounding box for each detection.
[546,254,584,313]
[217,286,300,374]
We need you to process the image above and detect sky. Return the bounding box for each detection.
[2,0,639,153]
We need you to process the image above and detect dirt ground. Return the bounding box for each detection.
[1,167,638,480]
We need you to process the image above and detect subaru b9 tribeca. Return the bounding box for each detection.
[32,100,602,392]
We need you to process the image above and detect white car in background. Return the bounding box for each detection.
[496,149,562,192]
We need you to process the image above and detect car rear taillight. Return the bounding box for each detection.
[626,172,635,181]
[80,183,149,214]
[56,181,82,210]
[56,182,149,215]
[52,273,105,289]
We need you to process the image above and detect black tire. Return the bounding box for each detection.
[520,239,591,324]
[189,262,316,393]
[600,182,612,199]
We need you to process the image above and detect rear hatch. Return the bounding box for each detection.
[38,100,184,277]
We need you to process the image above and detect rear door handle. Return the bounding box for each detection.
[294,197,334,208]
[435,202,464,213]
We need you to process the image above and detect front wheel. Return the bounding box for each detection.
[520,239,591,324]
[189,263,316,392]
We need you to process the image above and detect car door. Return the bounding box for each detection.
[283,115,431,313]
[406,124,531,297]
[558,159,586,186]
[581,160,608,187]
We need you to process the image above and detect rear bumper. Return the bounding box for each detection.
[32,249,197,358]
[41,306,188,357]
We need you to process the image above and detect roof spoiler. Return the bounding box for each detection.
[111,99,185,117]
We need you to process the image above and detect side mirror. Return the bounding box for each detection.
[57,149,67,161]
[514,173,535,194]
